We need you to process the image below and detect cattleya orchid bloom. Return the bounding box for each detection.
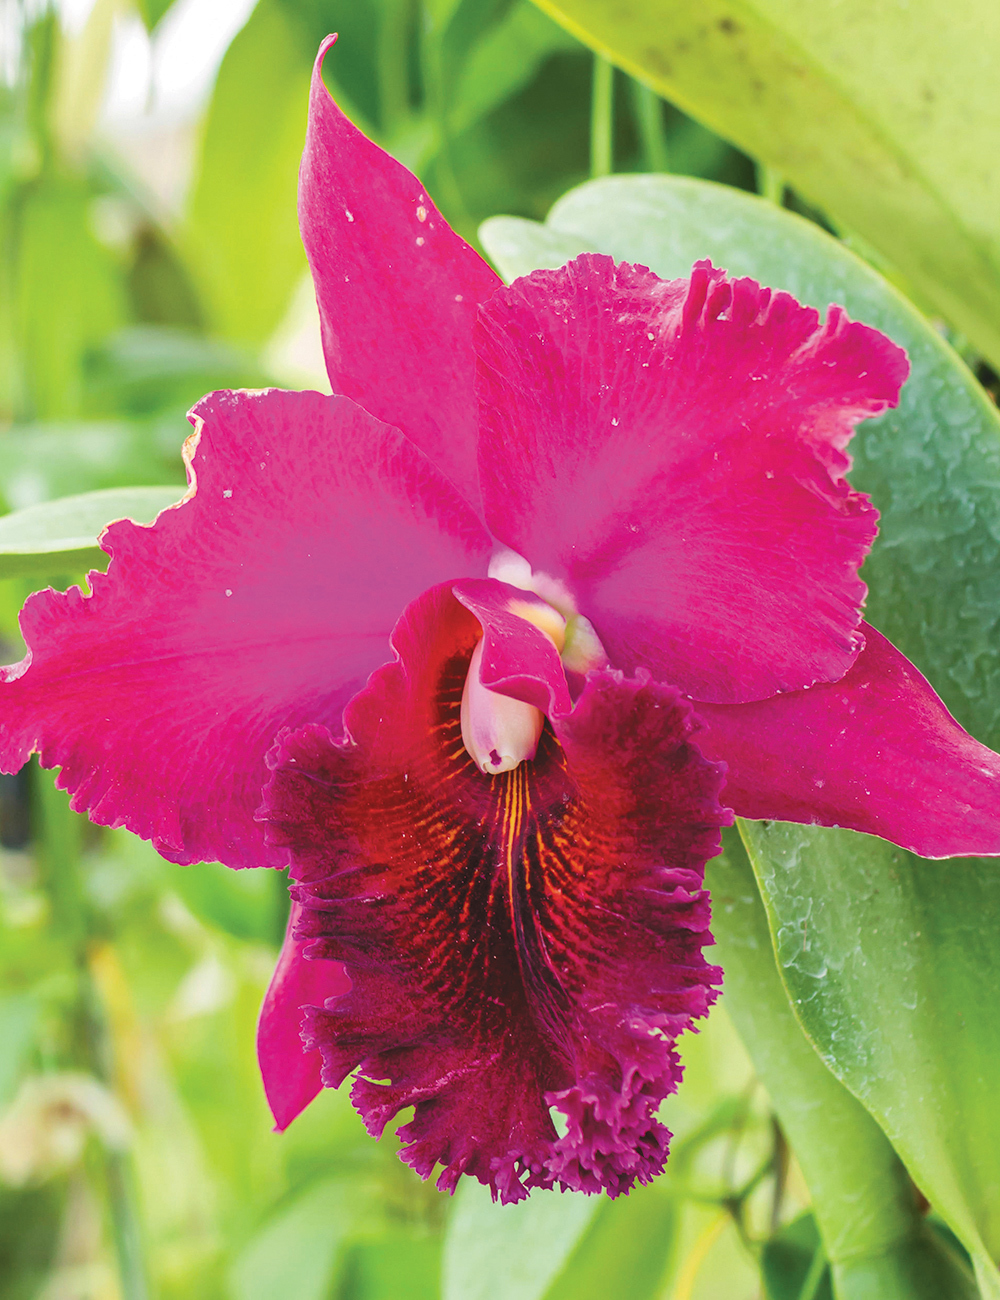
[3,37,1000,1204]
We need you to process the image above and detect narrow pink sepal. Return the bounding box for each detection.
[476,255,908,704]
[258,901,350,1131]
[299,35,502,506]
[696,623,1000,858]
[0,388,490,868]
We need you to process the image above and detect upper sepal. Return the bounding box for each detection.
[299,36,503,507]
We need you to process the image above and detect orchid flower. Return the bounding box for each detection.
[2,37,999,1205]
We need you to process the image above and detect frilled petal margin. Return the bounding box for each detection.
[476,255,908,705]
[258,901,349,1130]
[696,624,1000,859]
[258,582,729,1202]
[0,389,490,868]
[300,36,502,507]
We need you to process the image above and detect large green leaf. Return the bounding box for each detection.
[184,0,312,346]
[710,830,978,1299]
[479,176,1000,1287]
[12,178,127,419]
[0,485,182,578]
[228,1176,356,1300]
[526,0,1000,371]
[739,819,1000,1297]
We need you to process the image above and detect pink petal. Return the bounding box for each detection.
[476,256,909,704]
[696,623,1000,858]
[299,36,502,506]
[0,389,490,867]
[258,901,350,1131]
[260,582,727,1202]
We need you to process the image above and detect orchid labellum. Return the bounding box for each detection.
[2,37,998,1205]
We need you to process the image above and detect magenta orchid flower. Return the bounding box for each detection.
[3,37,1000,1204]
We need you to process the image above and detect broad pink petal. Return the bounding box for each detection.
[0,389,490,868]
[260,583,727,1202]
[476,256,908,704]
[695,623,1000,858]
[299,36,502,506]
[258,901,350,1131]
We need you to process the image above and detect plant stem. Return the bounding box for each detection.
[590,55,614,178]
[757,163,785,205]
[377,0,411,136]
[631,79,669,172]
[797,1242,828,1300]
[36,771,151,1300]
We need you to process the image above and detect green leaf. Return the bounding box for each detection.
[166,860,284,947]
[450,3,579,135]
[0,485,182,578]
[135,0,175,30]
[0,420,185,509]
[337,1231,441,1300]
[761,1215,833,1300]
[0,995,39,1108]
[479,175,1000,1287]
[710,831,978,1299]
[12,178,127,419]
[527,0,1000,370]
[740,819,1000,1295]
[441,1180,598,1300]
[0,1183,65,1300]
[184,0,312,345]
[543,1180,677,1300]
[228,1177,355,1300]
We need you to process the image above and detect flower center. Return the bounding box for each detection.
[459,552,608,775]
[460,637,546,774]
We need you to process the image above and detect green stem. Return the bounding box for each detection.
[419,11,471,231]
[377,0,411,137]
[590,55,614,178]
[798,1242,828,1300]
[36,771,151,1300]
[708,827,979,1300]
[630,80,669,173]
[757,164,785,205]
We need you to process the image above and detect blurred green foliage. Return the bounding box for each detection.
[1,1,995,1298]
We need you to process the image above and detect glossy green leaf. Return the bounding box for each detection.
[710,831,978,1299]
[442,1181,597,1300]
[0,485,182,579]
[527,0,1000,370]
[480,175,1000,1288]
[184,0,311,345]
[740,819,1000,1296]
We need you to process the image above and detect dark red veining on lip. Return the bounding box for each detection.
[261,583,728,1202]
